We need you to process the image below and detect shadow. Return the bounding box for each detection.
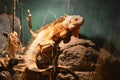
[79,34,116,54]
[101,58,120,80]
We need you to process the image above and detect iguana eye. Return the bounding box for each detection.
[71,17,78,23]
[17,41,20,45]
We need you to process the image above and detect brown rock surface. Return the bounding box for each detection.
[59,36,99,71]
[57,35,120,80]
[0,14,21,52]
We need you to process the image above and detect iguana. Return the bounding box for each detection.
[25,10,84,73]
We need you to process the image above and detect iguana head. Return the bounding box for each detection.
[63,15,84,29]
[60,15,84,38]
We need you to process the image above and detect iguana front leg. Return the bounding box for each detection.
[38,40,55,52]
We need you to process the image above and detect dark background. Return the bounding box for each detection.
[0,0,120,56]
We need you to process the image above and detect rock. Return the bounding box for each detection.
[59,36,99,71]
[0,14,21,52]
[57,35,120,80]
